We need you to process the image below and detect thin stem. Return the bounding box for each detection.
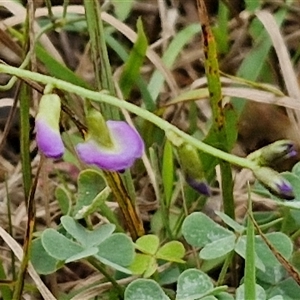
[87,257,124,297]
[0,64,257,171]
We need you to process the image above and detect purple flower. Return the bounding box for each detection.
[35,94,64,159]
[253,166,294,200]
[186,175,211,196]
[176,143,210,196]
[275,180,294,200]
[76,121,144,171]
[248,140,297,166]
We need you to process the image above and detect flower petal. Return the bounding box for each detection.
[186,175,211,196]
[36,119,64,159]
[76,121,144,171]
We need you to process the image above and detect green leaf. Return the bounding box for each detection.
[125,279,170,300]
[182,212,233,248]
[30,238,62,275]
[215,292,234,300]
[200,235,235,260]
[135,234,160,255]
[176,269,214,300]
[292,161,300,177]
[235,284,266,300]
[281,172,300,200]
[36,45,90,89]
[129,253,152,275]
[65,247,99,263]
[97,233,135,267]
[119,18,148,99]
[106,34,155,111]
[159,266,181,285]
[0,258,12,300]
[156,241,185,263]
[234,236,265,272]
[112,0,134,21]
[55,186,72,215]
[257,265,286,285]
[162,139,174,206]
[41,229,84,261]
[267,278,300,299]
[256,232,293,268]
[73,169,106,218]
[148,23,201,103]
[256,232,293,284]
[215,211,245,233]
[61,216,115,248]
[143,256,158,278]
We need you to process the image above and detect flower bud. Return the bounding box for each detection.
[253,166,294,200]
[177,143,210,196]
[35,94,64,159]
[247,140,297,166]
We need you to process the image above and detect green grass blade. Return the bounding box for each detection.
[19,84,32,201]
[244,184,256,300]
[0,259,12,300]
[162,139,174,207]
[148,23,201,103]
[106,34,155,111]
[197,0,235,219]
[119,18,148,99]
[36,45,90,89]
[83,0,114,93]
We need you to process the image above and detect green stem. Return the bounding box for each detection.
[0,64,257,170]
[244,186,256,300]
[87,257,124,297]
[217,250,234,286]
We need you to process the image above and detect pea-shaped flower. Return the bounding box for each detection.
[177,143,210,196]
[248,140,297,166]
[253,166,294,200]
[35,94,64,159]
[76,112,144,171]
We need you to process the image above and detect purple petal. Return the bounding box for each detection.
[36,119,64,159]
[186,175,211,196]
[286,143,297,158]
[275,181,294,200]
[76,121,144,171]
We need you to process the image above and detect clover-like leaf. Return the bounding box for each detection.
[41,229,83,261]
[61,216,115,247]
[97,233,135,268]
[235,284,266,300]
[73,169,106,218]
[31,238,62,275]
[215,211,245,233]
[129,253,152,275]
[176,268,214,300]
[156,241,185,263]
[125,279,170,300]
[135,234,160,255]
[182,212,233,248]
[200,235,235,260]
[235,236,265,272]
